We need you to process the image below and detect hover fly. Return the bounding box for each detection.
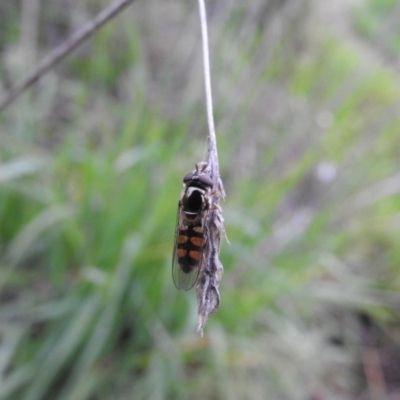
[172,162,213,290]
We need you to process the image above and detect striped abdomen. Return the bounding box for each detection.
[177,222,206,273]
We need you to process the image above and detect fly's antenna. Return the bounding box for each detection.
[196,0,226,336]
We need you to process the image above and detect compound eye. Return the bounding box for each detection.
[198,174,213,188]
[183,172,194,183]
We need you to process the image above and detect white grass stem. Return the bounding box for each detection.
[198,0,220,178]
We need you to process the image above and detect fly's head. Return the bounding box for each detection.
[183,161,213,191]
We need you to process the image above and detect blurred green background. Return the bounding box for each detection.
[1,0,400,399]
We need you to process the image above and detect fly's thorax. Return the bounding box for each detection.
[181,186,210,216]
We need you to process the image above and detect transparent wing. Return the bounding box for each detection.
[172,258,201,290]
[172,205,202,291]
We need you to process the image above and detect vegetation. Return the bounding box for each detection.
[1,0,400,399]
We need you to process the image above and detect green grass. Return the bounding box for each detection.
[354,0,400,52]
[2,1,400,399]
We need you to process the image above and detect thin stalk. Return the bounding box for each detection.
[196,0,225,336]
[198,0,220,181]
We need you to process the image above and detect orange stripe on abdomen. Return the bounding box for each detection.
[190,237,204,247]
[188,250,202,261]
